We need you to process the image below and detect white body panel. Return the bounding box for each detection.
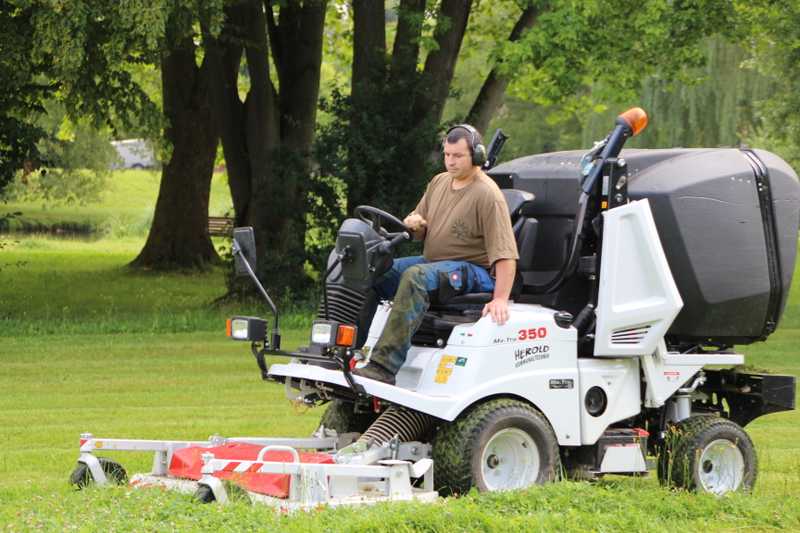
[599,445,647,473]
[272,303,584,445]
[594,199,683,357]
[273,303,747,446]
[576,358,641,445]
[641,341,743,408]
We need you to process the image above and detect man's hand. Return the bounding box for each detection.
[483,297,510,325]
[404,212,427,239]
[404,212,427,231]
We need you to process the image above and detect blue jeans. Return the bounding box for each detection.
[369,256,495,374]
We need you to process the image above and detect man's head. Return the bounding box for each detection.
[443,125,485,181]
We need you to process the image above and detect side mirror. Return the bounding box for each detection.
[233,226,257,277]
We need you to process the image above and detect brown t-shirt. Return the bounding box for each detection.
[413,171,519,269]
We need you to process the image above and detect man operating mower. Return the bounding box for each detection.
[353,124,519,385]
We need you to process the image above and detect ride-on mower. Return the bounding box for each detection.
[73,108,798,509]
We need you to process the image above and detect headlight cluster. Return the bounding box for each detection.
[310,320,357,348]
[226,316,267,341]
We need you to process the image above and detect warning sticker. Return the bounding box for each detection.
[435,355,457,384]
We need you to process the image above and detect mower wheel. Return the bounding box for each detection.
[194,484,216,504]
[433,399,559,495]
[69,457,128,489]
[657,415,757,495]
[317,400,378,435]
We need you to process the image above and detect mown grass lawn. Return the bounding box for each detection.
[1,235,799,531]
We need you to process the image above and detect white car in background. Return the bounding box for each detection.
[110,139,156,169]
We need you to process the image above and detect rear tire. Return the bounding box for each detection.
[433,399,559,495]
[657,415,757,495]
[69,458,128,489]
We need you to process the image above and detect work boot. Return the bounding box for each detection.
[352,362,396,385]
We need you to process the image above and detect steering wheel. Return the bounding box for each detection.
[354,205,408,237]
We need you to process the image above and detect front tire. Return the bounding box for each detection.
[433,399,559,495]
[194,484,216,503]
[657,415,757,495]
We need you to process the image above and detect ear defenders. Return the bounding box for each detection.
[444,124,487,167]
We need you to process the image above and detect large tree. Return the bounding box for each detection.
[204,0,327,292]
[4,1,223,269]
[132,7,221,269]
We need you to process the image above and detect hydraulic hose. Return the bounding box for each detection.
[358,405,435,446]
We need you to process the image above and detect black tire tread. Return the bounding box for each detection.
[432,398,559,495]
[194,484,216,503]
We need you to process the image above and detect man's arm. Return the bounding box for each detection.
[482,258,515,325]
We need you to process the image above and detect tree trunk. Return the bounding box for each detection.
[466,4,540,132]
[206,2,251,227]
[352,0,386,107]
[209,0,327,295]
[131,24,218,270]
[389,0,425,88]
[401,0,472,190]
[272,0,327,151]
[411,0,472,128]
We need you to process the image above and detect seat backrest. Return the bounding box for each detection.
[502,189,537,272]
[502,189,534,221]
[516,218,538,271]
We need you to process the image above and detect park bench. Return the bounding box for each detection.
[208,216,234,237]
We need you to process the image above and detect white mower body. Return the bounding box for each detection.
[273,200,731,448]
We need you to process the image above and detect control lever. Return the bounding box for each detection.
[379,231,411,254]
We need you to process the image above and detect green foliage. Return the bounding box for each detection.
[577,37,775,151]
[450,36,785,163]
[0,3,51,192]
[0,0,226,196]
[23,0,205,136]
[315,86,440,220]
[305,172,347,275]
[734,0,800,167]
[2,111,117,206]
[500,0,736,112]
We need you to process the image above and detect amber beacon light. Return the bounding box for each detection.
[618,107,648,136]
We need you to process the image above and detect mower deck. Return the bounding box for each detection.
[75,433,437,510]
